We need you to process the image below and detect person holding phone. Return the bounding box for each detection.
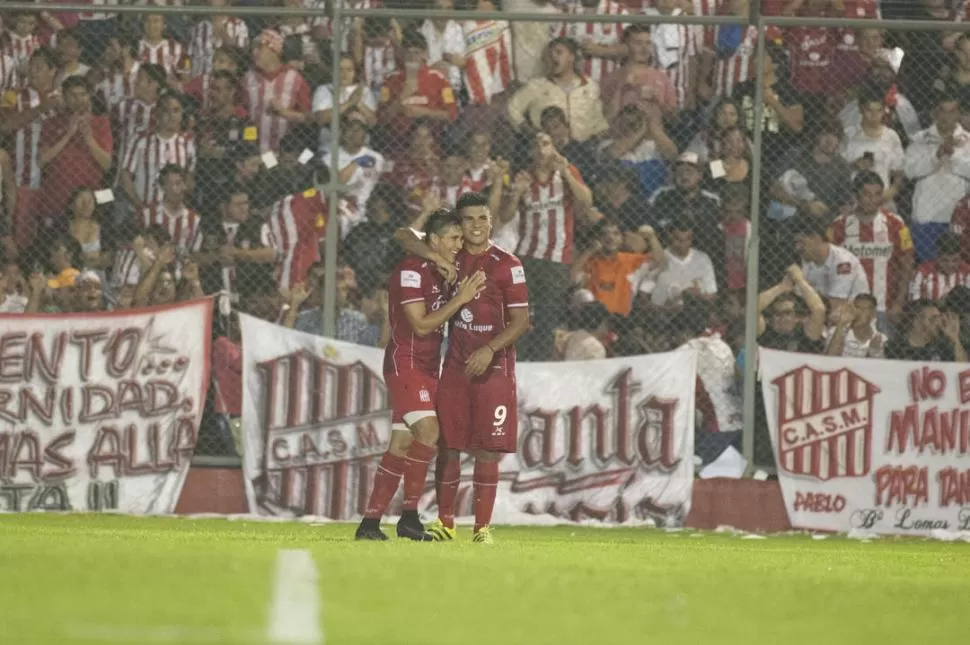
[840,87,905,209]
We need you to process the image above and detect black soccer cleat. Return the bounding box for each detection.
[355,521,389,541]
[396,515,434,542]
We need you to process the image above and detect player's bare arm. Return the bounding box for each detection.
[404,271,486,336]
[465,307,530,377]
[392,226,457,283]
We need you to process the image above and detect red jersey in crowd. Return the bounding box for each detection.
[383,256,448,377]
[828,210,914,312]
[37,113,113,218]
[444,245,529,377]
[948,195,970,260]
[910,260,970,302]
[378,66,457,152]
[241,65,311,152]
[786,27,835,95]
[266,188,327,290]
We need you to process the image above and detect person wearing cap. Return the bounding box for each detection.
[377,30,457,157]
[241,28,311,153]
[323,109,385,238]
[506,37,609,144]
[647,151,724,281]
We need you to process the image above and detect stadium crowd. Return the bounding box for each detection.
[1,0,970,464]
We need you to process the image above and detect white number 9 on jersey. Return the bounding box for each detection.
[492,405,507,427]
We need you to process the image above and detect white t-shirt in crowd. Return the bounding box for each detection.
[419,19,465,91]
[323,145,385,236]
[641,248,718,306]
[802,243,870,301]
[840,125,904,190]
[823,323,887,358]
[311,83,378,153]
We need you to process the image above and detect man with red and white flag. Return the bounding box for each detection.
[828,170,914,329]
[241,29,310,153]
[910,232,970,303]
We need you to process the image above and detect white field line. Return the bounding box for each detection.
[266,549,324,645]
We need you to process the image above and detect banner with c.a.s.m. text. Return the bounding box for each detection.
[0,300,212,514]
[240,314,696,525]
[760,348,970,536]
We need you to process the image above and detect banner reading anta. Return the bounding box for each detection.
[240,314,696,525]
[760,349,970,536]
[0,301,212,514]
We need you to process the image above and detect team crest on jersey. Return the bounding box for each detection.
[460,308,473,323]
[419,389,431,403]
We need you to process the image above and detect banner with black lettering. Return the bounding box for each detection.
[760,349,970,536]
[0,301,212,513]
[240,315,696,525]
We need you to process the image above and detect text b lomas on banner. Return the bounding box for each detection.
[238,314,697,526]
[0,300,212,514]
[760,348,970,536]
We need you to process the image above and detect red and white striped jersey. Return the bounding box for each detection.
[113,97,155,163]
[111,246,148,290]
[515,165,585,264]
[556,1,628,85]
[465,164,491,192]
[241,67,311,152]
[97,62,141,111]
[138,39,184,76]
[709,25,757,98]
[2,32,43,87]
[828,210,914,312]
[462,21,512,106]
[650,20,698,108]
[189,18,249,78]
[266,188,328,290]
[123,131,197,205]
[142,202,203,255]
[2,87,54,188]
[910,260,970,302]
[433,177,476,209]
[0,52,18,92]
[362,42,397,97]
[77,0,120,21]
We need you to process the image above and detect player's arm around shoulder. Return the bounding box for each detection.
[402,268,486,337]
[392,226,458,283]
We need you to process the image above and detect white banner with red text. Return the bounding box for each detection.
[239,315,697,525]
[760,348,970,536]
[0,300,212,514]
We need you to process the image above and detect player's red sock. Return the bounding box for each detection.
[473,460,500,532]
[363,453,405,520]
[435,451,461,529]
[401,441,436,511]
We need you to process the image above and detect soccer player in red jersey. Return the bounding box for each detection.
[395,191,531,543]
[356,210,486,541]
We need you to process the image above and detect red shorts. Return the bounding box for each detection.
[437,367,518,453]
[385,370,438,426]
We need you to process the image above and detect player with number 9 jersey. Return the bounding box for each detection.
[432,192,531,544]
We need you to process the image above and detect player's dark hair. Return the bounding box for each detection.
[622,24,651,42]
[139,63,168,91]
[853,293,878,308]
[455,191,489,216]
[157,163,186,186]
[143,224,172,246]
[62,75,90,95]
[790,214,828,240]
[937,231,962,257]
[853,170,884,193]
[422,209,461,241]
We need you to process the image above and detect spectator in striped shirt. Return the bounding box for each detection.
[120,91,196,212]
[91,35,140,112]
[910,233,970,303]
[139,13,186,80]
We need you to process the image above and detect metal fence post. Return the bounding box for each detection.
[740,20,768,476]
[322,2,345,339]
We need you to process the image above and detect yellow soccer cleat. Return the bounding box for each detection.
[426,518,457,542]
[472,526,493,544]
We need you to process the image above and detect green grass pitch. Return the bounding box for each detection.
[0,514,967,645]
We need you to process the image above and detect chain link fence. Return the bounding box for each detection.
[0,1,965,472]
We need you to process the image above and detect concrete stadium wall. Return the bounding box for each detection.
[175,468,793,533]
